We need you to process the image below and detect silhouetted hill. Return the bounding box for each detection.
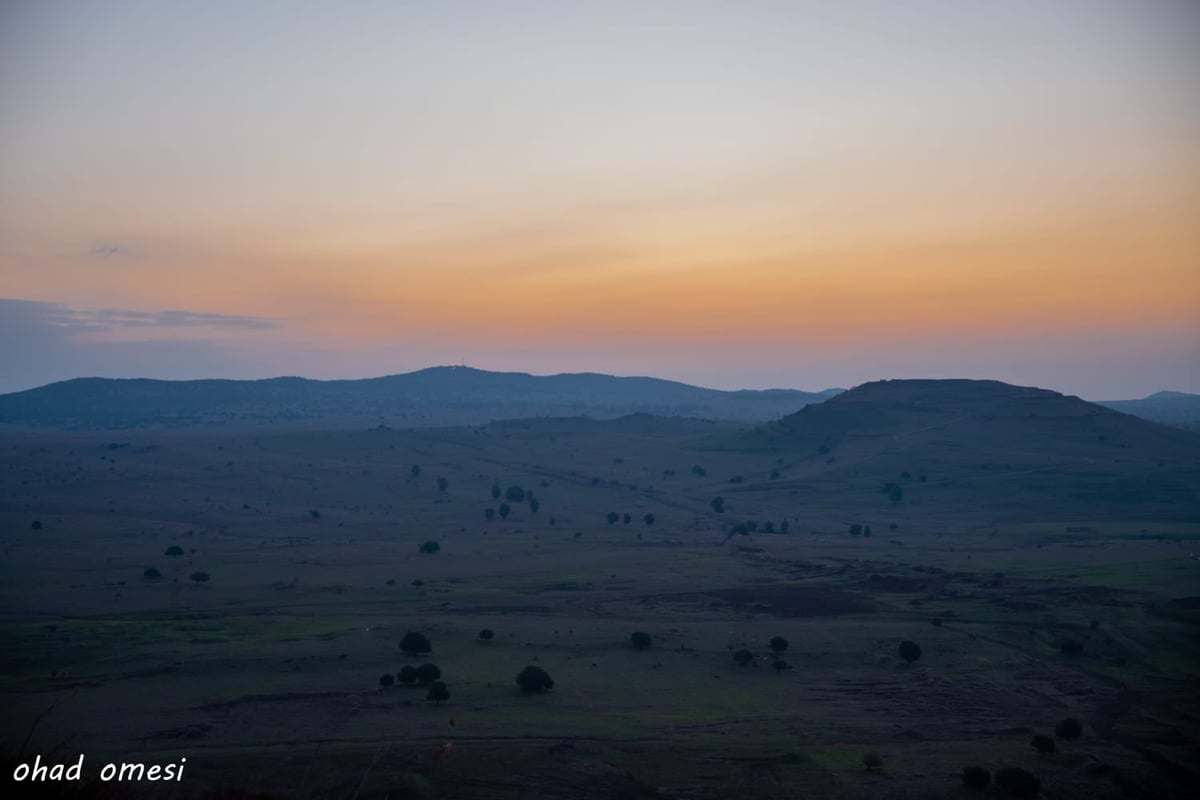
[1097,390,1200,431]
[715,379,1200,519]
[0,367,840,429]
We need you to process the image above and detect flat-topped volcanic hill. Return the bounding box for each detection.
[716,379,1200,520]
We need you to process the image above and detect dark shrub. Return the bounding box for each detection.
[733,649,754,666]
[516,665,554,692]
[769,636,788,654]
[478,628,495,642]
[415,663,440,684]
[961,765,990,789]
[1055,717,1083,740]
[631,632,652,649]
[399,632,432,656]
[379,673,395,687]
[898,640,922,663]
[426,681,449,704]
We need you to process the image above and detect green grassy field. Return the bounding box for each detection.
[2,418,1198,798]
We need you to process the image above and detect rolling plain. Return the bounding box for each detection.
[2,378,1198,799]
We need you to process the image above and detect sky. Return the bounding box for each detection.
[1,1,1197,399]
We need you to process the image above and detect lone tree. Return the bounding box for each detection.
[898,640,922,663]
[426,680,450,705]
[190,571,210,583]
[961,766,991,789]
[631,631,652,649]
[165,545,184,557]
[499,503,511,519]
[1055,717,1083,741]
[711,496,725,513]
[437,477,448,492]
[415,663,441,684]
[397,665,418,684]
[529,497,540,514]
[505,486,526,503]
[862,752,883,772]
[411,464,421,478]
[607,512,620,525]
[419,540,440,554]
[772,658,792,673]
[399,632,432,657]
[379,673,395,687]
[31,520,42,530]
[143,567,162,580]
[769,636,789,655]
[623,513,632,524]
[1030,734,1056,755]
[478,628,495,642]
[994,767,1040,798]
[643,513,656,526]
[491,482,501,499]
[516,664,554,692]
[733,649,754,667]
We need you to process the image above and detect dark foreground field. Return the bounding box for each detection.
[2,405,1199,798]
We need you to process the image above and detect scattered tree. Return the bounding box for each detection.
[418,540,440,554]
[779,520,790,534]
[631,631,652,649]
[189,571,210,583]
[1030,733,1056,755]
[31,520,42,530]
[399,632,433,656]
[310,510,320,519]
[485,508,495,521]
[772,658,792,673]
[478,628,495,642]
[733,649,754,667]
[529,497,540,513]
[143,567,162,580]
[491,482,501,499]
[505,486,526,503]
[691,465,706,476]
[415,663,441,684]
[607,512,620,525]
[411,464,421,478]
[379,673,395,687]
[898,640,922,663]
[994,766,1040,798]
[437,477,448,492]
[711,497,725,513]
[1055,717,1083,741]
[961,765,991,790]
[642,513,656,526]
[398,665,418,684]
[516,664,554,692]
[849,523,863,536]
[426,680,450,705]
[165,545,184,557]
[623,513,631,524]
[862,752,883,772]
[499,503,511,519]
[769,636,789,654]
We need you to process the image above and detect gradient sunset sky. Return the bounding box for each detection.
[2,1,1197,398]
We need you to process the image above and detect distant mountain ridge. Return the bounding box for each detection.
[0,366,842,429]
[1096,390,1200,431]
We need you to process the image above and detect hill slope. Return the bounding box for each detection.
[715,379,1200,520]
[0,366,840,429]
